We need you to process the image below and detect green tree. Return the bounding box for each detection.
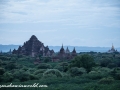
[0,68,5,75]
[44,57,51,63]
[0,59,2,66]
[54,62,68,72]
[5,62,17,70]
[69,67,86,76]
[3,72,13,82]
[37,63,52,69]
[100,58,112,67]
[70,54,95,72]
[98,77,114,84]
[43,69,63,78]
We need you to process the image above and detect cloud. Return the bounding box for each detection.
[0,29,57,33]
[0,0,120,26]
[0,0,120,46]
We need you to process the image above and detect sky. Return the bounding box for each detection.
[0,0,120,47]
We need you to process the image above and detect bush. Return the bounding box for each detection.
[34,69,46,78]
[0,68,5,75]
[18,57,27,61]
[10,57,16,61]
[5,62,17,70]
[29,74,38,80]
[19,72,30,82]
[92,67,112,74]
[115,72,120,80]
[54,65,63,71]
[37,63,52,69]
[100,67,111,72]
[70,54,95,72]
[21,66,28,71]
[59,62,68,72]
[43,69,63,78]
[34,69,46,75]
[44,57,51,63]
[69,67,86,76]
[84,67,112,80]
[13,70,30,82]
[110,68,120,80]
[114,59,120,67]
[107,63,117,69]
[54,62,68,72]
[3,72,14,82]
[0,59,2,66]
[81,73,104,80]
[100,58,112,67]
[98,77,114,84]
[0,56,10,60]
[28,68,36,74]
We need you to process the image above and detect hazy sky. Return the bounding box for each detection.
[0,0,120,47]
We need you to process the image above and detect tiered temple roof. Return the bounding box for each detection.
[58,44,77,59]
[12,35,54,57]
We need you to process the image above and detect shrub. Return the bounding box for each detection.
[69,67,86,76]
[13,79,20,82]
[54,62,68,72]
[100,58,112,67]
[0,68,5,75]
[107,63,117,69]
[13,70,30,82]
[29,74,38,80]
[3,72,14,82]
[85,71,106,80]
[84,84,100,90]
[34,69,46,75]
[59,62,68,72]
[70,54,95,72]
[89,70,104,77]
[10,57,16,61]
[62,73,71,78]
[110,68,120,80]
[21,66,28,71]
[5,62,17,70]
[43,57,51,63]
[54,65,63,71]
[92,67,112,74]
[18,57,27,61]
[0,56,9,60]
[115,72,120,80]
[43,69,63,78]
[0,75,3,82]
[37,63,52,69]
[114,59,120,67]
[33,69,46,79]
[98,77,114,84]
[100,67,111,72]
[19,72,30,82]
[28,68,36,74]
[0,59,2,66]
[84,67,112,80]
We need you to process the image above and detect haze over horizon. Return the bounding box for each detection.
[0,0,120,47]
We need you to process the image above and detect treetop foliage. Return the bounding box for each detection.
[70,54,95,72]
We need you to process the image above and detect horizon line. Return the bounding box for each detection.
[0,44,120,48]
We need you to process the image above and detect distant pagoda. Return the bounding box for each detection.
[57,44,77,60]
[59,44,65,57]
[12,35,54,57]
[108,44,118,53]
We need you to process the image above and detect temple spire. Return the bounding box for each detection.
[111,43,115,50]
[66,47,70,53]
[62,43,63,48]
[60,43,65,54]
